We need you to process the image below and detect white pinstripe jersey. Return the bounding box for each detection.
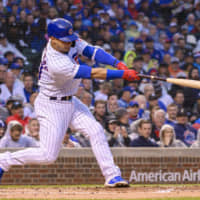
[38,38,88,97]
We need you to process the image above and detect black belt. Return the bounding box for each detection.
[49,96,72,101]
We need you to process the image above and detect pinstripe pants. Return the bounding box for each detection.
[0,93,120,181]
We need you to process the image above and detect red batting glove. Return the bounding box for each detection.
[122,70,140,81]
[116,62,129,70]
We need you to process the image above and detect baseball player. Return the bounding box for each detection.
[0,18,139,187]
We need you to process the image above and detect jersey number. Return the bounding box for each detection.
[39,49,48,80]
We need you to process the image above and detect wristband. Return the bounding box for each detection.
[106,69,124,80]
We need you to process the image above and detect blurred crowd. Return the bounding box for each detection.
[1,0,200,148]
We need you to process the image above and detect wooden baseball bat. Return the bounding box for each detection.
[138,74,200,89]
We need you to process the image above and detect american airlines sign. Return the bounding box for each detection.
[129,169,200,183]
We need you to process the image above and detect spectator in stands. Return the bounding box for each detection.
[14,72,37,103]
[168,57,184,78]
[9,63,24,89]
[106,96,119,116]
[143,83,155,100]
[158,124,187,147]
[0,32,26,60]
[183,67,200,110]
[130,119,159,147]
[23,92,38,118]
[93,100,107,128]
[118,87,132,108]
[127,101,140,124]
[105,115,131,147]
[82,79,93,93]
[94,82,112,101]
[0,120,37,148]
[173,90,185,111]
[0,71,18,104]
[80,90,93,110]
[151,109,166,141]
[111,79,123,96]
[25,118,39,145]
[115,107,130,132]
[134,39,144,56]
[144,36,162,63]
[132,56,145,74]
[0,120,6,139]
[6,101,30,129]
[134,94,149,119]
[0,63,7,84]
[165,103,178,126]
[147,94,166,111]
[174,109,197,147]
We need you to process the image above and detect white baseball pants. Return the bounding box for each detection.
[0,93,121,181]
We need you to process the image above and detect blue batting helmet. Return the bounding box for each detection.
[47,18,78,42]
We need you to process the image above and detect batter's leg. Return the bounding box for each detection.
[70,97,121,181]
[0,95,72,171]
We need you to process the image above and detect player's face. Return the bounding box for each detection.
[51,37,72,53]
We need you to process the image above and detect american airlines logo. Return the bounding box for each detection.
[129,169,200,183]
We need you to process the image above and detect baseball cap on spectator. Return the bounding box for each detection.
[171,57,179,63]
[128,21,137,27]
[41,0,49,4]
[10,63,22,70]
[0,57,8,65]
[128,101,139,107]
[107,115,118,124]
[123,86,134,93]
[134,38,143,44]
[145,36,154,43]
[177,109,188,117]
[148,68,158,75]
[128,37,134,43]
[82,19,93,27]
[11,101,23,110]
[103,43,111,50]
[148,94,158,101]
[150,11,159,18]
[181,24,188,31]
[176,71,187,78]
[169,22,177,27]
[186,35,197,45]
[98,10,106,15]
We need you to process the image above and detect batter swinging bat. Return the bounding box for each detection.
[138,74,200,90]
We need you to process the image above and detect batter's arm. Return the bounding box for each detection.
[82,45,128,70]
[74,65,139,81]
